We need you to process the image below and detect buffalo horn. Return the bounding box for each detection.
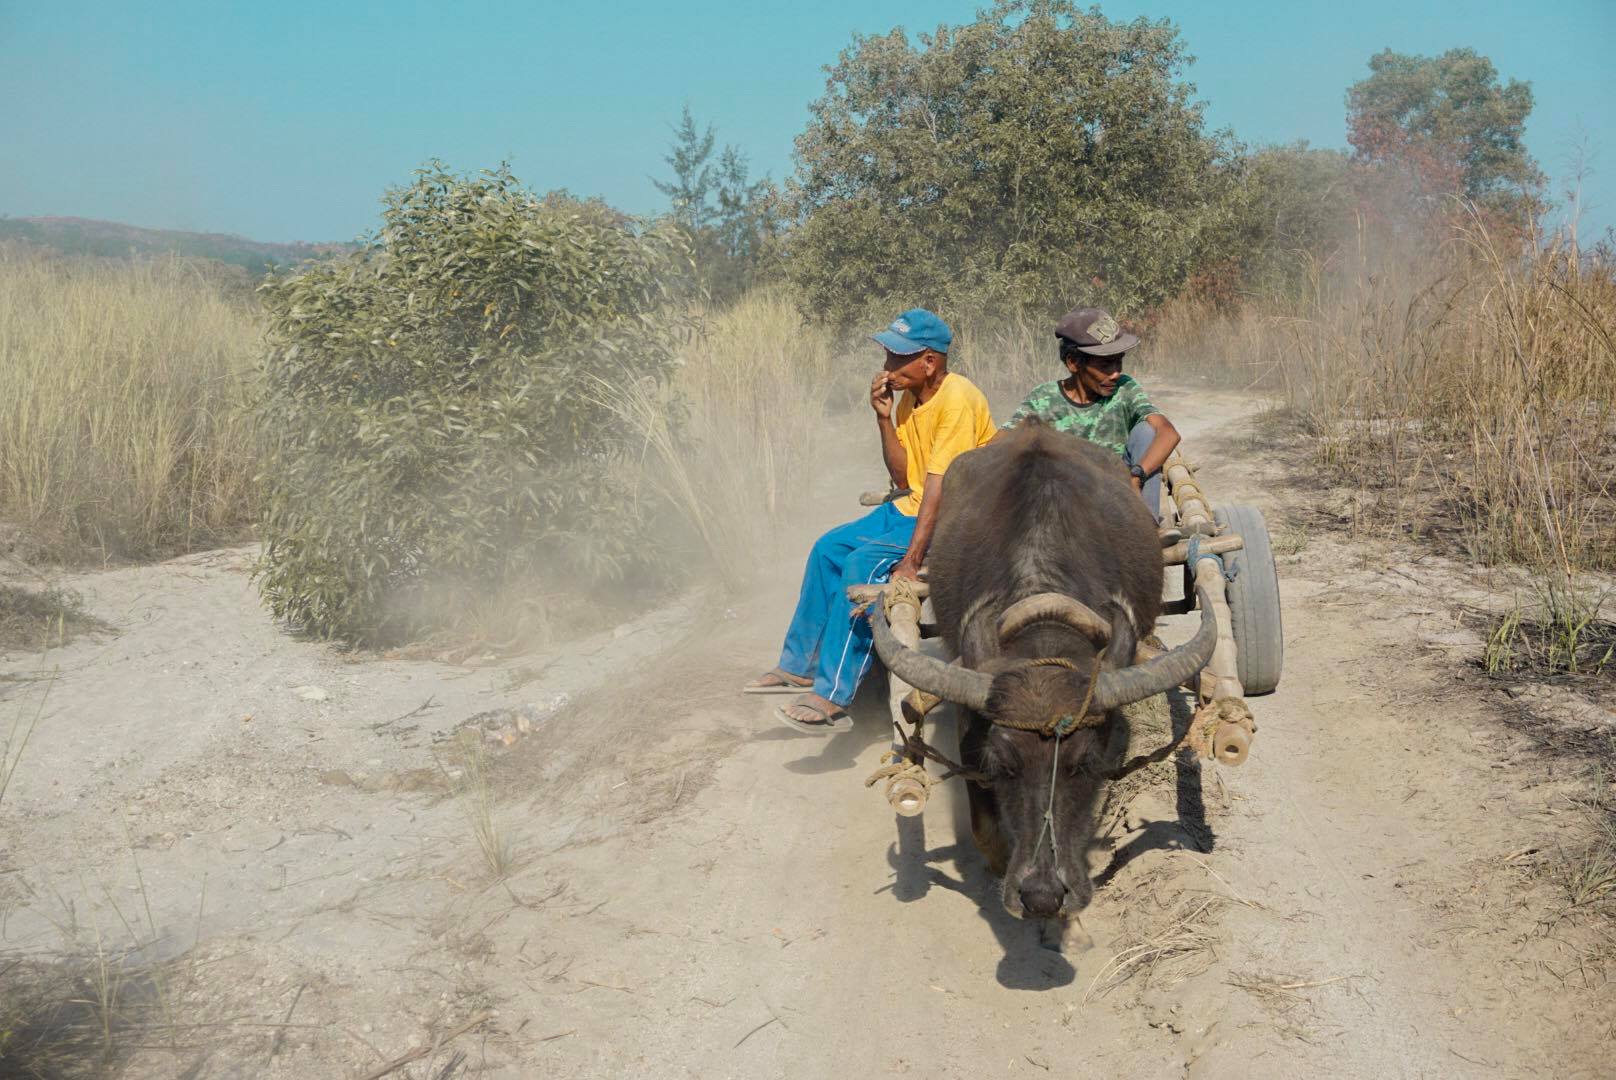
[870,605,994,711]
[997,592,1112,645]
[1092,582,1219,709]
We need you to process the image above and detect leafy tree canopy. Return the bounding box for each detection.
[654,106,782,305]
[654,106,720,234]
[784,0,1241,328]
[1225,142,1357,297]
[1347,47,1541,204]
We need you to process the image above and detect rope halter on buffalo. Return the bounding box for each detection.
[987,654,1109,737]
[853,569,1256,815]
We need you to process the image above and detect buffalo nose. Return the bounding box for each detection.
[1019,876,1067,918]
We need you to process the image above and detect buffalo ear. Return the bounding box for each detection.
[1105,605,1138,673]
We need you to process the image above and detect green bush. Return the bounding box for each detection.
[255,164,685,644]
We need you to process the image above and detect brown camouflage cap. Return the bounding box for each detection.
[1055,307,1139,357]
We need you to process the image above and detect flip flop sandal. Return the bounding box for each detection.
[774,700,854,735]
[742,667,815,695]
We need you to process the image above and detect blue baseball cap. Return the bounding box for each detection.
[872,308,952,355]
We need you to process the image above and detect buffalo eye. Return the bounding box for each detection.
[976,746,1018,784]
[978,759,1014,784]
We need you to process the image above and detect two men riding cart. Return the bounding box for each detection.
[745,304,1274,722]
[739,302,1282,931]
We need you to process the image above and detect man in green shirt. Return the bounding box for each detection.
[1002,306,1180,520]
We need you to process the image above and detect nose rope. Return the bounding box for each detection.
[1030,730,1064,869]
[1026,647,1106,883]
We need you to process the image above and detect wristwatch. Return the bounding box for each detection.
[1129,464,1147,481]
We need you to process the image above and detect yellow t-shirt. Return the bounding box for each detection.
[892,372,996,515]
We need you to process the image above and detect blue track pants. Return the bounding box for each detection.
[777,503,917,708]
[1124,421,1163,522]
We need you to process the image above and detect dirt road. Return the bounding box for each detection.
[2,383,1608,1078]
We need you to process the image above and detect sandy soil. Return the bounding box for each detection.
[2,383,1610,1079]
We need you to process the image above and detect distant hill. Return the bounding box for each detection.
[0,216,355,274]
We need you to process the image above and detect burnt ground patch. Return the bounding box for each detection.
[1469,604,1616,686]
[1460,590,1616,770]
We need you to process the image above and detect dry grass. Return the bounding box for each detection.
[1084,891,1232,1002]
[1483,582,1615,680]
[1272,523,1311,557]
[594,288,837,586]
[0,246,261,562]
[1149,216,1616,579]
[1225,970,1366,1042]
[0,670,54,812]
[1135,293,1297,391]
[0,950,170,1079]
[950,313,1051,400]
[1,836,198,1078]
[0,584,109,653]
[438,730,514,881]
[1549,763,1616,926]
[1086,850,1264,1004]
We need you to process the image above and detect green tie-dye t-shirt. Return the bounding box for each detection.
[1002,375,1158,456]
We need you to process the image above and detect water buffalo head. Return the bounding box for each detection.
[871,584,1217,918]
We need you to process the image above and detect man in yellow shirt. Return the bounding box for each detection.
[744,309,996,733]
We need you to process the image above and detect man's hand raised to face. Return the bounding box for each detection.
[870,371,896,419]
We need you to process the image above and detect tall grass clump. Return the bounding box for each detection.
[437,729,514,879]
[1134,292,1301,390]
[949,314,1049,401]
[1148,210,1616,578]
[593,288,835,586]
[0,246,260,560]
[1284,220,1614,574]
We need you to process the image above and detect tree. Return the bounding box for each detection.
[255,164,684,643]
[1346,48,1541,208]
[653,106,718,234]
[710,145,782,301]
[653,107,780,305]
[784,0,1241,328]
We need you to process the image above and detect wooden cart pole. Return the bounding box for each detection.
[1165,450,1257,766]
[1163,451,1217,535]
[847,582,935,817]
[882,591,930,816]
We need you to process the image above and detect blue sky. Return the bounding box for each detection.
[2,1,1611,242]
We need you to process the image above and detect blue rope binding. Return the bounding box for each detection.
[1186,534,1239,582]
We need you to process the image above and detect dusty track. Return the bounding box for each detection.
[1,383,1608,1078]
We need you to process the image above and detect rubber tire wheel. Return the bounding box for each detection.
[1214,504,1284,695]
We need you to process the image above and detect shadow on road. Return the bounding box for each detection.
[868,687,1223,992]
[772,680,893,775]
[1094,689,1215,887]
[876,700,1080,991]
[901,831,1078,990]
